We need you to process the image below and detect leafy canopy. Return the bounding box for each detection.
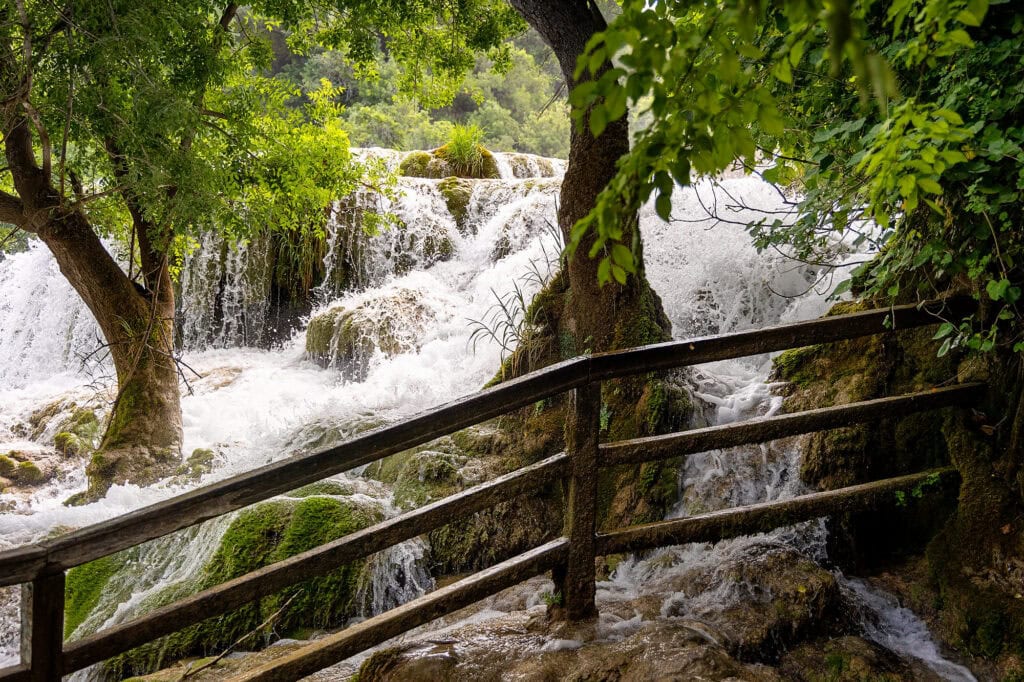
[569,0,1023,357]
[0,0,523,254]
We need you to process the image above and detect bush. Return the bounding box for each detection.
[439,124,487,177]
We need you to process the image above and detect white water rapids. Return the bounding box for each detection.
[0,152,971,679]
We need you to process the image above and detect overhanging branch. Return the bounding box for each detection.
[0,189,25,227]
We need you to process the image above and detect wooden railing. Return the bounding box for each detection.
[0,298,983,682]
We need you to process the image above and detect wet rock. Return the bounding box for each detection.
[305,289,437,379]
[359,615,783,681]
[779,635,936,681]
[170,447,218,482]
[0,451,54,490]
[664,548,844,662]
[437,177,475,234]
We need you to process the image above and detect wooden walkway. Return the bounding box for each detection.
[0,297,981,681]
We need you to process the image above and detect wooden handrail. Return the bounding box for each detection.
[597,467,959,555]
[0,360,585,585]
[0,297,980,681]
[590,296,974,381]
[61,453,568,671]
[231,538,570,682]
[0,297,969,585]
[600,383,985,467]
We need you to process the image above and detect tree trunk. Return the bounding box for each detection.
[505,1,685,536]
[509,0,671,354]
[1,118,182,501]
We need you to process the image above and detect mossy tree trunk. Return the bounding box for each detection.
[1,111,182,502]
[508,0,670,356]
[503,1,686,534]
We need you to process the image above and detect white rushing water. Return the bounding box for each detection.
[0,154,969,678]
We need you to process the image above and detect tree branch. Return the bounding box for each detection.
[0,189,24,227]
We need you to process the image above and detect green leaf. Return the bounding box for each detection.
[589,106,608,138]
[831,279,852,297]
[597,257,611,285]
[655,193,672,221]
[611,243,635,272]
[933,322,955,339]
[917,178,943,194]
[937,337,952,357]
[773,58,793,84]
[987,278,1011,301]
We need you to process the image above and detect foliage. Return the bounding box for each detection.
[294,45,570,157]
[439,124,487,176]
[569,0,1024,355]
[0,0,524,265]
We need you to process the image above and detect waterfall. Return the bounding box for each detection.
[0,155,967,677]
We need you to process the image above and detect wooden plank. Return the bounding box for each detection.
[597,468,958,556]
[590,297,974,381]
[0,665,29,682]
[229,538,570,682]
[21,571,65,682]
[61,453,568,673]
[0,359,586,585]
[556,383,600,620]
[600,383,985,467]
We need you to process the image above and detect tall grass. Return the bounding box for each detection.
[441,124,486,177]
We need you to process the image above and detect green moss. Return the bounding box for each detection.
[54,431,86,456]
[365,446,464,510]
[290,480,353,497]
[15,460,44,484]
[438,177,474,231]
[772,345,822,386]
[398,151,434,177]
[105,495,382,677]
[0,454,15,478]
[174,448,216,481]
[65,554,122,638]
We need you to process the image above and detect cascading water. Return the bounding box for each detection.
[0,154,969,678]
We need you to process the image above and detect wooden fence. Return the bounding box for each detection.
[0,297,982,681]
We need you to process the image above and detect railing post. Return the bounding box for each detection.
[554,380,600,620]
[21,570,65,681]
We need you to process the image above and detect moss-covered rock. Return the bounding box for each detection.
[54,431,86,456]
[305,289,436,379]
[0,454,15,478]
[665,549,843,662]
[437,177,475,234]
[102,494,384,678]
[172,448,217,482]
[15,460,45,484]
[65,554,124,638]
[397,146,500,180]
[778,636,920,681]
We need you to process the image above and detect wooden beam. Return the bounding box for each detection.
[228,538,570,682]
[590,297,974,381]
[21,571,65,682]
[0,359,586,585]
[61,453,568,673]
[0,665,29,682]
[556,383,600,620]
[600,383,985,467]
[597,468,958,556]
